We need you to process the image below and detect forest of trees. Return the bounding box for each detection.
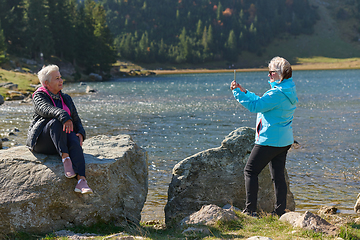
[0,0,319,71]
[0,0,115,74]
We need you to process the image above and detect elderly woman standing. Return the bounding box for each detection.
[230,56,298,217]
[26,64,93,194]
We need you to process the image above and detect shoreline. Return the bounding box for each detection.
[152,62,360,75]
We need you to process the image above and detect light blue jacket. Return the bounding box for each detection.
[232,78,298,147]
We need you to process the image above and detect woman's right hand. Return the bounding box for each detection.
[230,80,247,93]
[63,119,74,133]
[230,80,240,90]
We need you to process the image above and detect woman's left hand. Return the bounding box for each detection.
[76,133,84,146]
[63,120,73,133]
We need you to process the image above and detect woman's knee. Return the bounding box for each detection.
[244,164,258,177]
[48,119,63,131]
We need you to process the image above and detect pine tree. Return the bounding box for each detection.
[177,27,191,63]
[201,26,208,51]
[224,29,237,62]
[48,0,73,60]
[122,33,135,60]
[75,2,97,72]
[207,25,214,51]
[91,2,116,72]
[136,31,149,62]
[157,38,167,63]
[0,21,6,57]
[67,0,79,64]
[217,1,223,21]
[25,0,54,59]
[196,19,203,38]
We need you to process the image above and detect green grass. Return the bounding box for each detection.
[296,57,360,64]
[0,68,39,98]
[4,212,360,240]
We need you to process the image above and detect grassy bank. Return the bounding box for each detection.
[151,57,360,75]
[0,68,39,99]
[5,212,360,240]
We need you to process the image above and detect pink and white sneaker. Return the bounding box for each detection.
[62,157,76,179]
[74,179,93,194]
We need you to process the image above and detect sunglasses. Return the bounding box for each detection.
[269,71,276,75]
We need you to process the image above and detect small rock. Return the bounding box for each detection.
[86,86,97,93]
[54,230,98,238]
[30,84,42,89]
[354,217,360,224]
[21,96,33,103]
[182,227,211,236]
[1,138,9,142]
[354,193,360,213]
[8,132,15,136]
[223,204,241,212]
[79,82,87,86]
[317,206,337,215]
[3,83,18,90]
[280,211,338,236]
[8,95,25,100]
[89,73,102,81]
[180,204,239,226]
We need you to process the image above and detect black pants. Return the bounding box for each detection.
[244,144,291,215]
[33,118,86,177]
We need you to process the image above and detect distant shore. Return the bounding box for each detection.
[152,60,360,75]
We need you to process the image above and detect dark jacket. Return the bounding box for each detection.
[26,91,86,150]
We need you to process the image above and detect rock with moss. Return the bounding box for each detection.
[165,127,295,226]
[0,135,148,236]
[280,211,339,235]
[180,204,239,226]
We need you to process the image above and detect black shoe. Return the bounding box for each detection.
[270,211,285,217]
[242,209,257,218]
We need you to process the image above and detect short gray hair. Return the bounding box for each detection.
[268,56,292,82]
[37,65,59,86]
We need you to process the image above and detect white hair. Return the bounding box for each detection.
[37,65,59,86]
[268,56,292,82]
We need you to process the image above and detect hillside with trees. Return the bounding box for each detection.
[103,0,318,64]
[2,0,360,72]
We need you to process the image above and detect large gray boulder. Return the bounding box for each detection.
[0,135,148,236]
[165,127,295,225]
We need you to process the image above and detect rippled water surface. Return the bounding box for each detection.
[1,70,359,221]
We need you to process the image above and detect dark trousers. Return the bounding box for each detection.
[244,144,291,215]
[33,119,86,177]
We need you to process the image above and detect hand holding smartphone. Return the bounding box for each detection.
[231,70,246,93]
[230,70,239,90]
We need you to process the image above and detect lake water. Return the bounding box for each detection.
[0,69,359,221]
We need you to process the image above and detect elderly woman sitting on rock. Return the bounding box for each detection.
[26,64,93,194]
